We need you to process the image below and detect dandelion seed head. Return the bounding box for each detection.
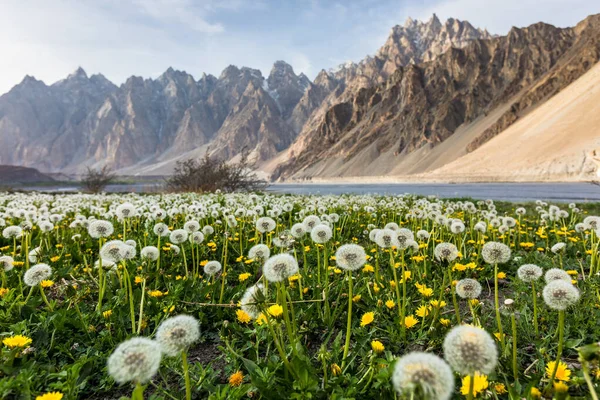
[392,352,454,400]
[262,254,299,282]
[248,244,270,263]
[544,268,571,283]
[88,220,114,239]
[542,280,580,310]
[156,315,200,357]
[456,279,482,299]
[335,244,367,271]
[443,325,498,375]
[140,246,159,261]
[107,337,161,384]
[517,264,543,283]
[310,224,332,244]
[0,255,14,272]
[24,263,52,287]
[203,261,222,276]
[434,243,458,262]
[481,242,511,264]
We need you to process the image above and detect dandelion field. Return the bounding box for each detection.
[1,192,600,400]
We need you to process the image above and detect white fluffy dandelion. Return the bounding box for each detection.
[392,352,454,400]
[248,244,270,263]
[107,337,162,384]
[203,261,222,276]
[155,315,200,357]
[255,217,276,233]
[455,279,482,299]
[544,268,571,283]
[169,229,188,244]
[88,220,114,239]
[24,263,52,286]
[0,255,14,272]
[517,264,543,283]
[542,280,580,310]
[443,325,498,375]
[310,224,332,244]
[140,246,159,261]
[335,244,367,271]
[481,242,511,264]
[434,243,458,263]
[240,284,264,319]
[262,254,299,282]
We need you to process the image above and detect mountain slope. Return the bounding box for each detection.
[272,15,600,181]
[423,60,600,181]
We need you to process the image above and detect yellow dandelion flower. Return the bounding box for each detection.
[362,264,374,273]
[255,313,268,326]
[36,392,63,400]
[102,310,112,319]
[3,335,32,349]
[228,370,244,387]
[530,387,542,398]
[430,300,447,308]
[497,272,506,279]
[418,287,434,297]
[415,305,430,318]
[238,273,252,282]
[0,288,9,296]
[403,315,418,329]
[360,312,375,327]
[352,294,361,303]
[440,318,451,326]
[40,280,54,288]
[268,304,283,318]
[494,383,507,394]
[385,300,395,309]
[460,373,488,397]
[371,340,385,353]
[553,381,569,393]
[546,360,571,382]
[236,309,251,324]
[331,363,342,376]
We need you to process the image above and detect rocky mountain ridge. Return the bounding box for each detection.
[2,14,597,182]
[273,14,600,181]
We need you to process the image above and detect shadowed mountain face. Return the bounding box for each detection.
[1,15,598,181]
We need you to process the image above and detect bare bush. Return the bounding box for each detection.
[166,150,267,193]
[81,166,115,193]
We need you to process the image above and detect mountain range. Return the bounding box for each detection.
[1,14,599,182]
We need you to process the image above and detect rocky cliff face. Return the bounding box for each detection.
[273,15,600,180]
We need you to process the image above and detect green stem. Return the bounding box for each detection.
[511,312,518,382]
[582,360,600,400]
[40,287,53,311]
[494,263,505,351]
[467,373,475,400]
[531,281,539,336]
[548,311,565,384]
[182,351,192,400]
[137,278,146,334]
[342,270,353,369]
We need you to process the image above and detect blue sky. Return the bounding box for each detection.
[0,0,598,94]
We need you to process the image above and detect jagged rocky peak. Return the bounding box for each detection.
[265,60,311,118]
[378,14,494,64]
[67,66,88,80]
[313,69,337,89]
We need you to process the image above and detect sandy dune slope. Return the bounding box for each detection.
[423,61,600,182]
